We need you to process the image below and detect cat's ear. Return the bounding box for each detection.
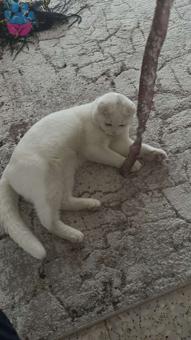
[127,101,136,115]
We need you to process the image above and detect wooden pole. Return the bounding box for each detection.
[120,0,174,176]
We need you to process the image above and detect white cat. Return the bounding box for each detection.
[0,92,167,260]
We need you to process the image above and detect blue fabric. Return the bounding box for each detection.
[3,0,36,25]
[11,2,19,13]
[0,310,21,340]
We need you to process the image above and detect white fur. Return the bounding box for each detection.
[0,92,167,259]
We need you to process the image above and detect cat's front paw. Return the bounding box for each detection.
[131,160,143,172]
[150,148,168,162]
[70,230,84,243]
[86,198,101,210]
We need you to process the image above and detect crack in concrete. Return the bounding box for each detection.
[77,60,139,87]
[183,160,191,184]
[162,190,191,224]
[48,283,68,316]
[129,21,145,53]
[99,26,121,44]
[170,66,185,93]
[104,320,113,340]
[158,50,191,71]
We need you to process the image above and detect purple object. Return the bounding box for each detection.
[7,22,32,36]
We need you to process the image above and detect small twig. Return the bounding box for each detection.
[13,39,26,60]
[120,0,174,176]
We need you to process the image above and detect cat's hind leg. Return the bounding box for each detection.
[21,159,85,243]
[34,193,84,243]
[7,156,84,246]
[34,182,84,243]
[61,161,101,211]
[62,197,101,211]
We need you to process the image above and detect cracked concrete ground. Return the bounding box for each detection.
[0,0,191,339]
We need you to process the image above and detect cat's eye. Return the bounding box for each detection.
[105,123,112,127]
[119,124,125,127]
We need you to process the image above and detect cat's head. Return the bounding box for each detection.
[93,92,136,136]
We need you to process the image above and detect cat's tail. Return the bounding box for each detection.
[0,177,46,260]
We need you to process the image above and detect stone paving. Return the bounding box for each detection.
[66,285,191,340]
[0,0,191,339]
